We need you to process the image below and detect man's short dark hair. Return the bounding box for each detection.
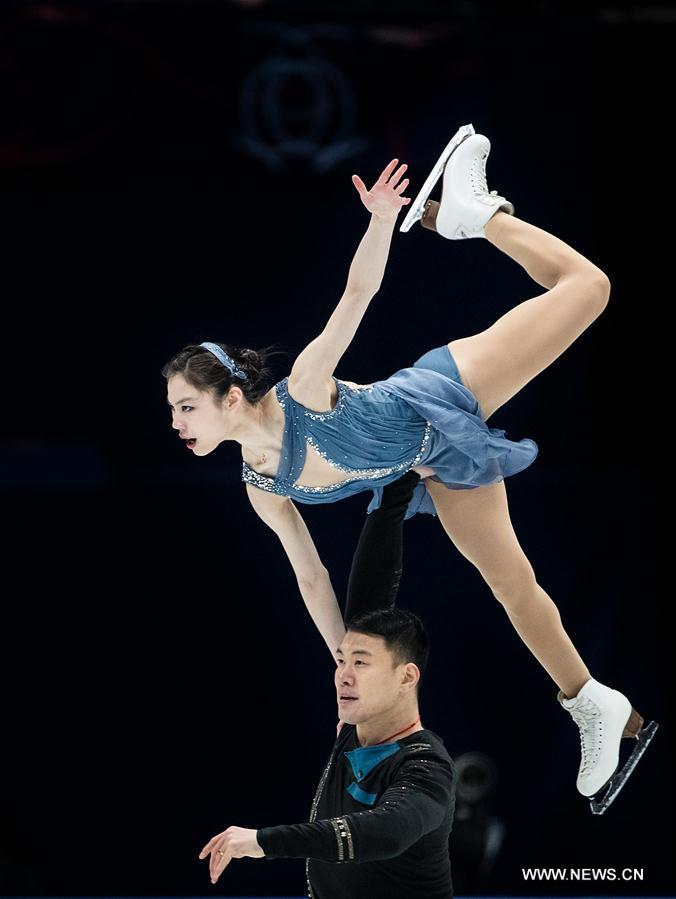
[344,608,430,693]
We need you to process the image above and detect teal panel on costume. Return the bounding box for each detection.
[347,781,378,805]
[344,742,400,780]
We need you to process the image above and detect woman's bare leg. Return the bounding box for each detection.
[448,211,611,421]
[425,476,591,697]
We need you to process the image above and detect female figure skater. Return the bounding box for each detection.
[163,125,656,812]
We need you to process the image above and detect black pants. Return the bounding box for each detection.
[344,470,421,623]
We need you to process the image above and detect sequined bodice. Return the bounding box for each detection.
[241,376,431,505]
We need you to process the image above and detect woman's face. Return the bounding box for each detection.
[167,374,228,456]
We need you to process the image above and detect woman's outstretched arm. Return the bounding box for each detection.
[344,471,421,624]
[246,485,346,656]
[288,159,411,408]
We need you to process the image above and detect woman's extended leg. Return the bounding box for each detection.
[424,474,658,810]
[448,211,611,421]
[424,476,590,697]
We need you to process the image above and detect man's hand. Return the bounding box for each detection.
[352,158,411,222]
[198,825,265,884]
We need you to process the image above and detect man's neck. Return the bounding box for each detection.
[356,707,423,747]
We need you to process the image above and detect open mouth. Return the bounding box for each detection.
[186,438,197,449]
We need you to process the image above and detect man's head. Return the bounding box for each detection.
[335,608,430,725]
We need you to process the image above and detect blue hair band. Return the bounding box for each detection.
[200,342,248,380]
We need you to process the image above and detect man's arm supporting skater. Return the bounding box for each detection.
[344,470,421,623]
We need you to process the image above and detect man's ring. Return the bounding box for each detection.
[217,850,224,856]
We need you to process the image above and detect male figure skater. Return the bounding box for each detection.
[198,471,458,898]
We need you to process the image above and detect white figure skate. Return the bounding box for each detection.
[558,677,659,815]
[400,123,515,238]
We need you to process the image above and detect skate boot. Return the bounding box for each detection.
[400,124,515,239]
[558,677,659,815]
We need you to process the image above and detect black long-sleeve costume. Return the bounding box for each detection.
[257,472,457,898]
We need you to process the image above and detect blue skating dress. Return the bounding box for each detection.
[241,344,539,519]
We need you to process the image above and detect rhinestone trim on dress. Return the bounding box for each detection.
[242,421,431,495]
[241,464,289,495]
[274,382,286,409]
[242,374,433,497]
[299,379,347,421]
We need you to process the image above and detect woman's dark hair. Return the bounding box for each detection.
[344,607,430,693]
[161,342,282,405]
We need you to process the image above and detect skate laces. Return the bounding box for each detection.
[568,697,605,776]
[470,151,500,202]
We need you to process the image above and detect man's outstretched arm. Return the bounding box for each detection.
[199,744,456,883]
[256,746,455,865]
[343,470,421,623]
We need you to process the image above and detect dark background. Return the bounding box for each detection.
[2,1,671,897]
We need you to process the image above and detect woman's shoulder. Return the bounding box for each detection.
[286,374,342,416]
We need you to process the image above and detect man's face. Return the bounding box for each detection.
[334,631,417,725]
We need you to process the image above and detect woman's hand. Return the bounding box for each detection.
[352,158,411,222]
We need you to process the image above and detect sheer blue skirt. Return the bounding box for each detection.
[368,345,539,519]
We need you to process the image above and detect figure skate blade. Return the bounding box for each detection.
[400,123,476,233]
[590,720,659,815]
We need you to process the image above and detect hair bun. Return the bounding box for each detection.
[237,348,264,381]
